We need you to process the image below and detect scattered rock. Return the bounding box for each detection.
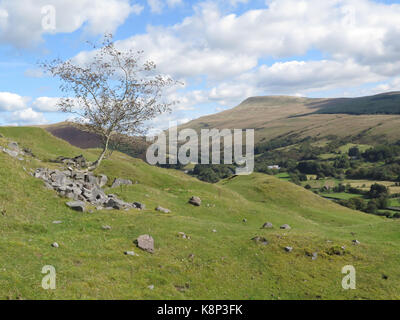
[326,246,345,256]
[8,142,19,151]
[175,283,190,292]
[133,202,145,210]
[23,148,34,157]
[53,155,87,168]
[66,201,86,212]
[352,239,360,245]
[52,221,62,224]
[111,178,132,188]
[155,206,171,213]
[124,251,138,256]
[212,229,217,233]
[177,232,191,240]
[311,252,318,260]
[102,225,112,230]
[97,174,108,187]
[51,242,59,248]
[2,148,19,158]
[136,234,155,254]
[252,236,268,245]
[105,195,132,210]
[262,222,273,229]
[280,224,291,230]
[188,196,201,206]
[284,246,293,252]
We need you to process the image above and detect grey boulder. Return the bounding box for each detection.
[156,206,171,213]
[136,234,154,253]
[188,196,201,206]
[111,178,132,188]
[66,201,86,212]
[262,222,273,229]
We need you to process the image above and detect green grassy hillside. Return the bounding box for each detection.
[0,127,399,299]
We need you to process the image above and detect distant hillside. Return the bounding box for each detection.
[180,92,400,144]
[43,122,149,160]
[44,122,102,149]
[311,92,400,115]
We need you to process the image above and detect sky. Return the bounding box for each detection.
[1,0,400,130]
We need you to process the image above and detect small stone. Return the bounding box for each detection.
[133,202,145,210]
[312,252,318,260]
[111,178,132,188]
[188,196,201,206]
[262,222,273,229]
[155,206,171,213]
[284,246,293,252]
[102,225,112,230]
[280,224,291,230]
[51,242,59,248]
[212,229,217,233]
[66,201,86,212]
[124,251,138,256]
[8,141,19,151]
[97,174,108,187]
[177,232,190,239]
[252,236,268,245]
[136,234,155,253]
[52,221,62,224]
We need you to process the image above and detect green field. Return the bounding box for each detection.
[0,127,399,299]
[320,193,363,200]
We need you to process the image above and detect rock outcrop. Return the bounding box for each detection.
[52,155,87,168]
[34,168,143,211]
[1,141,26,160]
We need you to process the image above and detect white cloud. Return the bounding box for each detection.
[0,0,140,48]
[132,4,145,15]
[31,97,61,112]
[8,108,47,125]
[147,0,164,13]
[249,59,382,94]
[0,92,29,111]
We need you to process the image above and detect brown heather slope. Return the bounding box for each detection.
[42,122,149,160]
[179,92,400,144]
[43,122,102,148]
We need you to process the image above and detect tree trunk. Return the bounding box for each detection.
[88,136,110,171]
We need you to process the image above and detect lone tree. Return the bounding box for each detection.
[41,34,177,170]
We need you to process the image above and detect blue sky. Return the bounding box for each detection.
[1,0,400,130]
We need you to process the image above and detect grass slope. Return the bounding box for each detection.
[0,127,399,299]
